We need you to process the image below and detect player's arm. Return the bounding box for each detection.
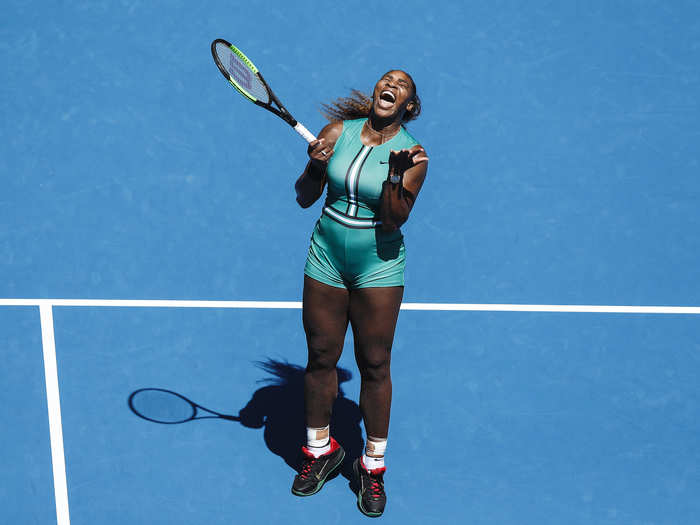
[379,145,429,231]
[295,121,343,208]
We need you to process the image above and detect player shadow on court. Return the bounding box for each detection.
[238,359,364,480]
[127,358,364,481]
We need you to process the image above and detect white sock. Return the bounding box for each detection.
[362,436,387,470]
[306,425,330,457]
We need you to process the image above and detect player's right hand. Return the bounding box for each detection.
[308,138,334,166]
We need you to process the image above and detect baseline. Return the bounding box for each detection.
[1,298,699,314]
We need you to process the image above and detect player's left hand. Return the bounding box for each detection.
[389,145,429,174]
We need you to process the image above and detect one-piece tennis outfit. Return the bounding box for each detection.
[304,118,419,289]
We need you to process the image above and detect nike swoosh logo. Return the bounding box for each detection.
[317,461,330,479]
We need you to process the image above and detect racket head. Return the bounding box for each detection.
[211,39,270,104]
[128,388,197,424]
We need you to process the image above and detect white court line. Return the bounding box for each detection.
[0,298,699,314]
[39,304,71,525]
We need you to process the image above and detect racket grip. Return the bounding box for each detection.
[293,122,316,143]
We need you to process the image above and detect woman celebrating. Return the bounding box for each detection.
[291,70,428,517]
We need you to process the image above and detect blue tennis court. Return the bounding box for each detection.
[3,1,700,524]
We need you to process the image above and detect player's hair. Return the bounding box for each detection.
[321,89,373,122]
[255,358,352,385]
[321,74,421,123]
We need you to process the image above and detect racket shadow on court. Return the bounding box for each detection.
[127,358,364,480]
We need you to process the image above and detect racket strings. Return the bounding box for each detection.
[214,42,269,103]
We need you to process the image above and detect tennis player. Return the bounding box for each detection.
[291,70,428,517]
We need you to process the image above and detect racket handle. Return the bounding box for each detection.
[293,122,317,143]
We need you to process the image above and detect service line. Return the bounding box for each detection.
[0,298,699,314]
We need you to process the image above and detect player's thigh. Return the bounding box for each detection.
[349,286,403,367]
[303,275,350,365]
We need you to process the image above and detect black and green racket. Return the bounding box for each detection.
[211,39,316,143]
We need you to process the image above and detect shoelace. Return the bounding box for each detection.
[368,474,385,499]
[299,457,317,479]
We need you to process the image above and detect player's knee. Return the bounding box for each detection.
[357,346,391,382]
[360,362,390,384]
[306,337,342,371]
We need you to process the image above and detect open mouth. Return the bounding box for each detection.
[379,90,396,103]
[377,90,396,110]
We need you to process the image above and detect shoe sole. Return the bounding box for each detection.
[353,460,384,517]
[291,449,345,497]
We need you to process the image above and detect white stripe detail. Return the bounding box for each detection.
[346,146,371,216]
[0,299,698,314]
[40,304,71,525]
[323,206,379,228]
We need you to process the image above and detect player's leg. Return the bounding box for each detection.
[349,285,402,440]
[292,275,349,496]
[302,275,349,428]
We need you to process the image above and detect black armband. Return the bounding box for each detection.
[307,160,326,182]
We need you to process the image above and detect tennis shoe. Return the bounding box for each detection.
[353,457,387,517]
[291,437,345,496]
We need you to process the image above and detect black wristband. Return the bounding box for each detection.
[307,159,327,181]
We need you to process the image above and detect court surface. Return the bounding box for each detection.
[2,1,700,524]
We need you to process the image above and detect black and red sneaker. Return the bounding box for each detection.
[291,437,345,497]
[353,458,387,517]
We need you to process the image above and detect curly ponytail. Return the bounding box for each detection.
[320,89,373,122]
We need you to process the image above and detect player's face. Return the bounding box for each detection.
[372,70,415,121]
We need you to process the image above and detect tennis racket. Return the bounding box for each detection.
[128,388,240,424]
[211,39,316,143]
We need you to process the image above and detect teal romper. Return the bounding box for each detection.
[304,118,419,289]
